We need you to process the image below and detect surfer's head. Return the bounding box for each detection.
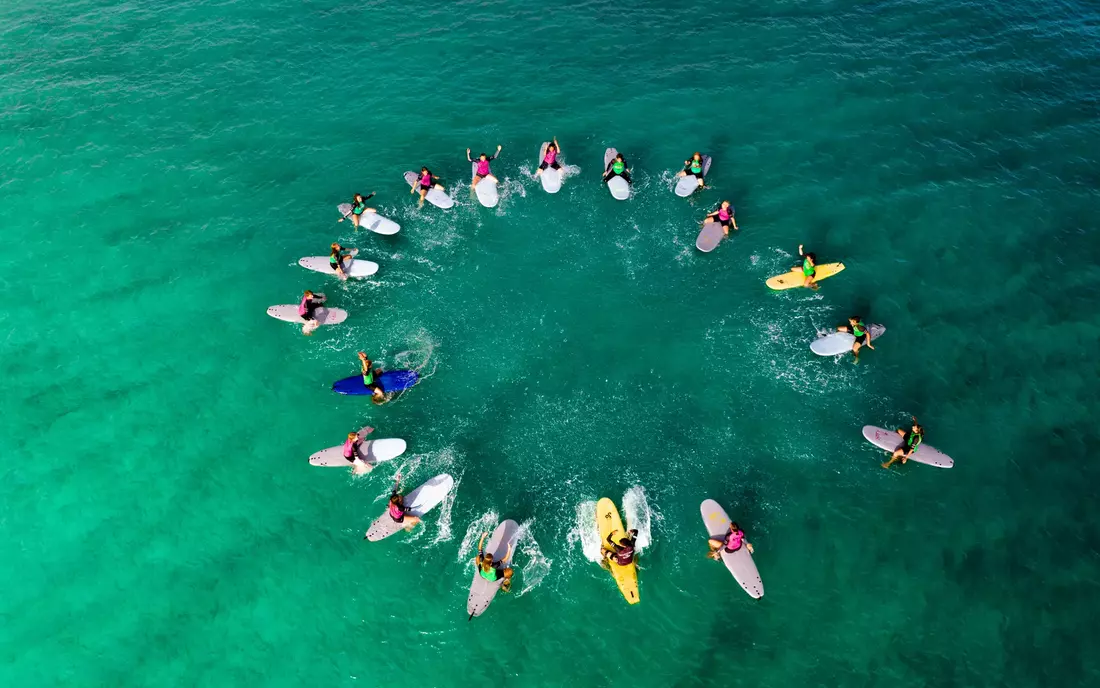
[347,432,357,441]
[479,153,488,161]
[303,289,314,298]
[354,193,363,202]
[730,522,740,532]
[692,152,702,161]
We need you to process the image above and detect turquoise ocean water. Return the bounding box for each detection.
[2,0,1099,685]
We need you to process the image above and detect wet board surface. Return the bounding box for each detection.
[597,497,639,604]
[696,222,725,252]
[675,155,711,197]
[538,142,562,193]
[364,473,454,541]
[810,324,886,356]
[766,262,846,290]
[403,170,454,209]
[700,499,764,599]
[604,147,630,200]
[309,437,408,467]
[472,162,499,207]
[862,426,955,468]
[332,370,419,395]
[266,305,347,325]
[336,204,400,235]
[467,519,520,618]
[298,255,378,278]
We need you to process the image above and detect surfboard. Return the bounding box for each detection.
[675,155,711,197]
[364,473,455,541]
[467,519,520,618]
[810,324,886,356]
[766,262,845,290]
[336,204,400,235]
[862,426,954,468]
[700,499,764,599]
[298,255,378,279]
[596,497,639,604]
[403,171,455,209]
[696,222,725,252]
[332,370,419,395]
[538,142,562,193]
[309,435,408,467]
[266,304,347,326]
[604,148,630,200]
[472,162,499,208]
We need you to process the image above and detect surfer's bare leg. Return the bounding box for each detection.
[403,515,421,531]
[471,174,481,188]
[418,188,427,207]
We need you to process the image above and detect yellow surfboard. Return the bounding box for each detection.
[596,497,639,604]
[766,262,845,290]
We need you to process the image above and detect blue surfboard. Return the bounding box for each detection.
[332,370,420,396]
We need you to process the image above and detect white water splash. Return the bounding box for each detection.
[456,510,500,562]
[566,499,603,563]
[429,471,461,545]
[622,485,653,550]
[514,518,552,596]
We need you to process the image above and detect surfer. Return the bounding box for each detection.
[604,528,639,566]
[677,152,707,187]
[798,244,818,288]
[385,488,421,530]
[703,200,738,235]
[837,316,874,361]
[603,153,632,185]
[708,522,754,559]
[535,138,562,177]
[340,431,373,472]
[338,192,376,229]
[883,417,924,469]
[411,167,445,207]
[297,290,326,335]
[357,352,385,404]
[476,533,515,592]
[467,145,502,188]
[329,243,355,281]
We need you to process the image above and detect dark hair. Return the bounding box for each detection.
[806,252,817,261]
[850,315,862,321]
[619,537,631,546]
[730,522,739,531]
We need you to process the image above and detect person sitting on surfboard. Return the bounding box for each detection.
[837,316,874,361]
[329,243,356,281]
[467,145,502,188]
[677,152,707,188]
[387,489,420,529]
[604,529,639,566]
[602,153,632,185]
[357,352,385,404]
[883,417,924,469]
[535,138,562,178]
[411,167,444,207]
[798,244,818,288]
[703,201,738,235]
[297,290,326,335]
[342,431,367,467]
[338,192,375,229]
[707,523,754,560]
[476,533,515,592]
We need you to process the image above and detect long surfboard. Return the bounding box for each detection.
[364,474,455,541]
[467,519,520,618]
[597,497,639,604]
[862,426,954,468]
[700,499,764,599]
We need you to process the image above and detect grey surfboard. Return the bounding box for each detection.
[700,499,763,599]
[604,148,630,200]
[467,519,520,618]
[266,304,347,326]
[336,204,400,235]
[364,473,455,541]
[810,324,886,356]
[298,255,378,278]
[695,222,724,252]
[862,426,954,468]
[538,142,562,193]
[675,155,711,197]
[309,433,407,467]
[403,171,455,209]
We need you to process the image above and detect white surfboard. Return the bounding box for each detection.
[604,148,630,200]
[538,142,562,193]
[862,426,954,468]
[811,325,886,356]
[364,473,455,541]
[696,222,724,252]
[467,519,519,618]
[336,204,400,235]
[700,499,763,599]
[472,162,499,208]
[298,255,378,278]
[675,155,711,197]
[266,304,348,326]
[309,432,407,467]
[404,171,454,209]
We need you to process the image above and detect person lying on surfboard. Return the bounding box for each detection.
[385,488,420,530]
[476,533,515,592]
[798,244,818,288]
[602,153,632,185]
[411,167,444,207]
[677,152,707,188]
[707,522,754,559]
[467,145,502,188]
[837,315,874,361]
[604,529,639,566]
[357,352,385,404]
[338,192,376,229]
[883,417,924,469]
[535,138,562,178]
[703,200,738,234]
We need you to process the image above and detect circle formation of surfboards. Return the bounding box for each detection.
[471,162,499,208]
[266,304,348,326]
[336,204,400,235]
[309,436,408,467]
[364,473,455,541]
[810,325,886,356]
[537,142,563,193]
[861,426,955,468]
[699,499,764,598]
[467,519,520,618]
[675,154,711,197]
[298,255,378,279]
[603,148,630,201]
[403,171,455,209]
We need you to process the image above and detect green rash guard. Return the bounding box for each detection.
[479,564,499,581]
[690,160,702,174]
[362,369,374,386]
[612,160,625,174]
[802,257,815,276]
[852,321,866,338]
